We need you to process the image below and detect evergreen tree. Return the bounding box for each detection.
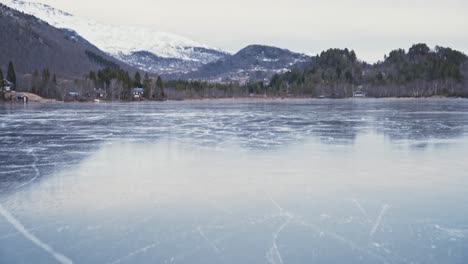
[41,68,51,97]
[51,73,57,98]
[31,69,39,94]
[122,71,131,99]
[156,76,165,99]
[134,72,142,87]
[7,61,16,88]
[89,71,97,85]
[142,73,152,99]
[0,68,3,88]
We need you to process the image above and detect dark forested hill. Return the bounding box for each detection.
[0,3,133,80]
[181,45,313,83]
[268,44,468,97]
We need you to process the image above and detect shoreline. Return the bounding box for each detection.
[171,95,466,101]
[1,95,466,104]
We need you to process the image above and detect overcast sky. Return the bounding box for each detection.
[36,0,467,62]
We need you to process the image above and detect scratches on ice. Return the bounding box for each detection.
[349,198,372,223]
[348,199,391,242]
[108,243,158,264]
[264,194,397,264]
[197,226,222,254]
[295,217,389,263]
[370,204,390,240]
[15,148,40,189]
[266,217,292,264]
[434,225,468,239]
[0,204,73,264]
[267,194,285,213]
[265,194,293,264]
[171,214,282,262]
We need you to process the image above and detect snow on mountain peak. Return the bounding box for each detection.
[1,0,226,62]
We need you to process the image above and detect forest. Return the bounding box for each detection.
[268,44,468,98]
[1,43,467,101]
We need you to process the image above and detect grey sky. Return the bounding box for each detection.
[36,0,467,61]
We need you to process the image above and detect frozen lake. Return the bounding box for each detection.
[1,99,468,264]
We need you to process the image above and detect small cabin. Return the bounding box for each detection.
[16,93,29,103]
[132,88,144,99]
[353,91,366,98]
[1,79,13,92]
[68,92,80,97]
[95,89,106,98]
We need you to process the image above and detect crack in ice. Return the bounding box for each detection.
[370,204,390,240]
[349,198,372,223]
[0,204,73,264]
[108,243,158,264]
[197,226,222,254]
[266,216,292,264]
[15,149,40,189]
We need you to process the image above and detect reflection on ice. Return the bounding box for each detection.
[1,134,468,264]
[1,99,468,264]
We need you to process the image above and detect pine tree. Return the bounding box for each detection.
[31,69,39,94]
[7,61,16,88]
[0,68,3,88]
[122,71,131,99]
[41,68,51,97]
[51,73,57,98]
[134,72,142,87]
[87,71,97,89]
[156,76,165,100]
[142,73,152,99]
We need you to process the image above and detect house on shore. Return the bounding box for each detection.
[16,93,29,103]
[353,91,367,98]
[1,79,13,92]
[132,88,144,99]
[94,88,106,99]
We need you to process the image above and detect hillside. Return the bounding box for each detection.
[1,0,229,74]
[182,45,313,83]
[0,3,133,80]
[268,44,468,97]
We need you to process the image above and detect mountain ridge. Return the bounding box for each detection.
[1,0,229,74]
[180,44,314,83]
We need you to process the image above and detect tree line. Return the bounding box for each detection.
[85,67,166,100]
[268,44,468,98]
[3,43,468,101]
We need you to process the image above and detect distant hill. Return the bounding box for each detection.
[268,44,468,98]
[121,49,228,75]
[0,3,133,80]
[180,45,313,83]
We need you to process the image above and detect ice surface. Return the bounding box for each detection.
[1,99,468,263]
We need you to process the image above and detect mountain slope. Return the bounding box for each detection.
[1,0,229,74]
[0,3,132,78]
[121,48,228,75]
[183,45,313,83]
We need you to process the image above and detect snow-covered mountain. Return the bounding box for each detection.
[1,0,229,74]
[0,2,133,80]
